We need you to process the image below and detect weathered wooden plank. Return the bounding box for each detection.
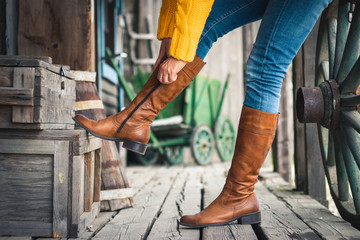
[0,221,52,237]
[147,166,203,240]
[261,171,360,240]
[0,120,74,130]
[100,188,134,201]
[0,87,33,106]
[125,166,158,193]
[84,151,95,212]
[70,70,96,82]
[94,149,102,202]
[0,237,32,240]
[0,154,53,225]
[53,141,70,238]
[101,78,118,97]
[0,139,55,154]
[76,134,102,155]
[71,156,84,228]
[255,182,321,239]
[77,202,101,237]
[101,92,119,109]
[202,163,258,240]
[69,211,116,240]
[12,67,35,123]
[93,166,182,240]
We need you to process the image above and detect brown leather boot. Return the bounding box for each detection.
[74,56,205,154]
[179,106,278,227]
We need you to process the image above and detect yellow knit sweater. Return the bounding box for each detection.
[157,0,214,62]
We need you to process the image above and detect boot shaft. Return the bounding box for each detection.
[227,106,279,194]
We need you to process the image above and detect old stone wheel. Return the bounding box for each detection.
[297,0,360,229]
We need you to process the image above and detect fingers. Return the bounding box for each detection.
[157,57,186,84]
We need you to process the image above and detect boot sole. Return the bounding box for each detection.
[179,211,261,228]
[73,117,148,155]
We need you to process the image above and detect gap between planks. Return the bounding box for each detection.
[92,166,184,240]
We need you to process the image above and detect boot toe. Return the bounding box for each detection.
[74,114,95,130]
[179,215,199,226]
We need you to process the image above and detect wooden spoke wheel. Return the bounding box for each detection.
[214,117,236,162]
[191,125,214,165]
[296,0,360,229]
[164,146,184,165]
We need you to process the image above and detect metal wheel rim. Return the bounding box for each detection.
[191,125,214,165]
[316,0,360,228]
[215,117,236,162]
[164,146,184,165]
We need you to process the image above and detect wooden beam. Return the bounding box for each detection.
[0,87,33,106]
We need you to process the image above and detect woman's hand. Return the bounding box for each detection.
[154,38,187,84]
[154,38,171,70]
[157,57,187,84]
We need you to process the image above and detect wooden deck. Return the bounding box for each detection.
[66,163,358,239]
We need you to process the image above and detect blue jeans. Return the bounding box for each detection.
[196,0,333,113]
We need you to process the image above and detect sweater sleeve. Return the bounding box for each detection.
[157,0,177,40]
[169,0,214,62]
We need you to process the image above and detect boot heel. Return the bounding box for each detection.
[123,139,147,155]
[237,211,261,225]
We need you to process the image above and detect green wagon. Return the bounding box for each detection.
[107,48,236,166]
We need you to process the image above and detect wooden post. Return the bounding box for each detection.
[293,49,308,192]
[18,0,95,71]
[273,73,291,182]
[292,20,327,206]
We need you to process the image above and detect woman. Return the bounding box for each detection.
[74,0,333,227]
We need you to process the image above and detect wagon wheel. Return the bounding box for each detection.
[130,147,159,166]
[191,125,214,165]
[214,117,236,162]
[296,0,360,229]
[164,146,184,165]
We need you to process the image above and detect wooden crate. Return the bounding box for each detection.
[0,56,76,129]
[0,129,102,238]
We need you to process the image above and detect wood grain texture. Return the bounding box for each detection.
[0,56,74,80]
[75,80,132,211]
[0,139,55,154]
[12,67,35,123]
[0,87,33,106]
[71,156,84,227]
[53,141,69,238]
[18,0,95,71]
[0,57,76,129]
[147,166,203,240]
[70,71,96,82]
[84,151,95,212]
[71,211,116,240]
[261,171,360,240]
[0,154,53,224]
[93,167,182,240]
[0,129,102,238]
[100,188,134,201]
[202,164,258,240]
[94,149,102,202]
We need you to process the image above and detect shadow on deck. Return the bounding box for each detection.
[69,163,359,240]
